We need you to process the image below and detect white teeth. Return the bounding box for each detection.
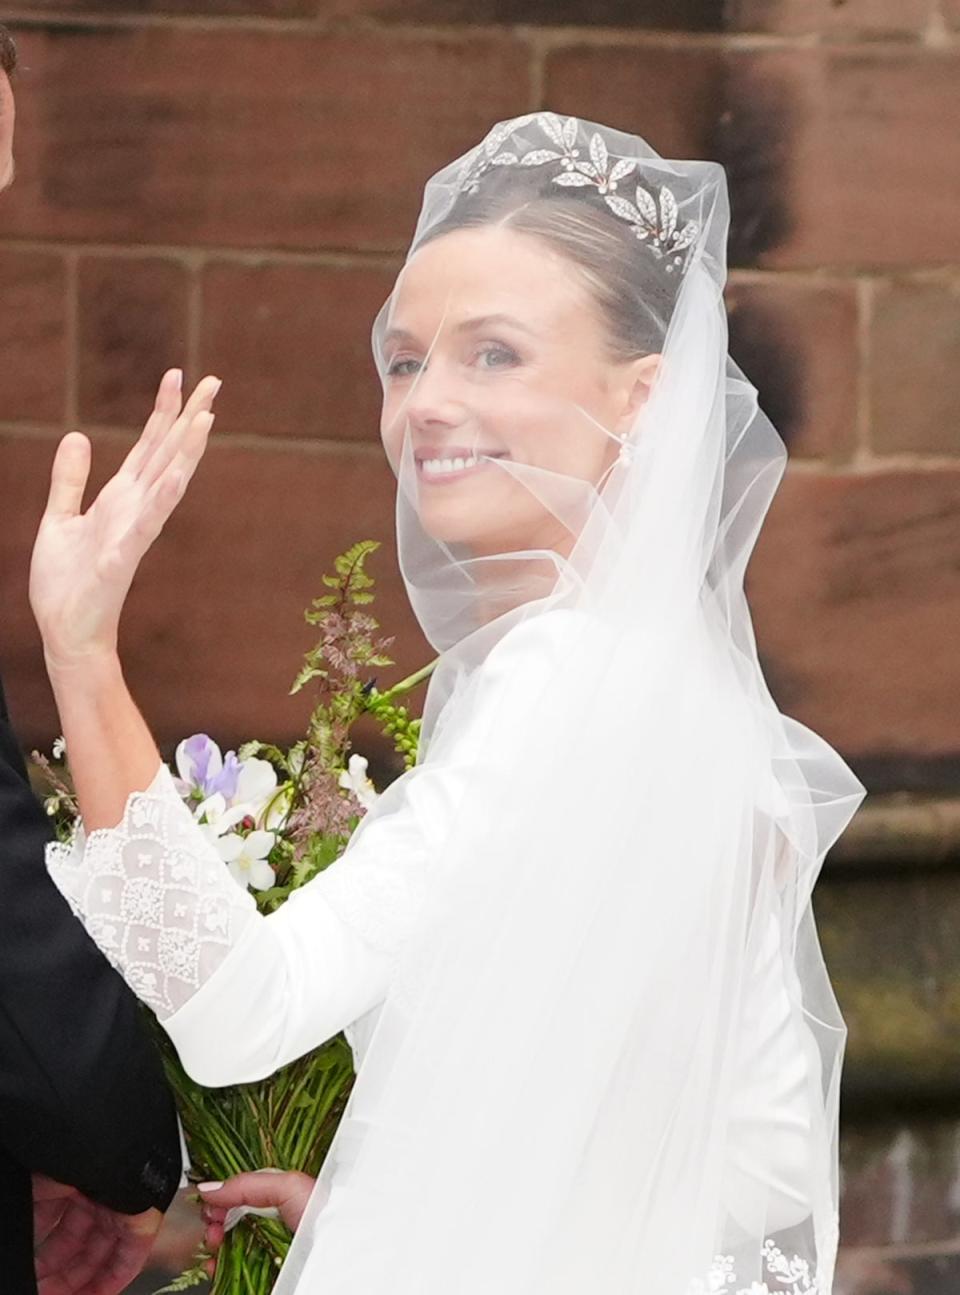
[421,455,480,477]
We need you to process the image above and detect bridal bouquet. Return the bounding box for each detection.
[35,542,432,1294]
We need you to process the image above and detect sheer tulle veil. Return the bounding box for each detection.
[275,115,865,1294]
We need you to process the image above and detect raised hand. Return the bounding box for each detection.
[32,1175,163,1295]
[29,369,220,673]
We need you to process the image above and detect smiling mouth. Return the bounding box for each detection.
[415,449,509,482]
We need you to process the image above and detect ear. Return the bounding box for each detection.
[614,353,661,433]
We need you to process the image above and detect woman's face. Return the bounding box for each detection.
[379,225,657,556]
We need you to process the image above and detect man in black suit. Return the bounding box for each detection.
[1,26,184,1294]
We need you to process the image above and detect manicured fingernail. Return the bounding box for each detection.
[198,1181,224,1193]
[211,377,223,396]
[172,368,183,390]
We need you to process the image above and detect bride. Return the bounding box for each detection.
[30,115,864,1294]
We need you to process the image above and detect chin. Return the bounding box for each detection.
[416,504,487,548]
[416,504,558,558]
[414,473,543,551]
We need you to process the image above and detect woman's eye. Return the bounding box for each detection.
[476,344,519,370]
[387,357,423,378]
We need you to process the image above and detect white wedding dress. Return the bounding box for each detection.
[44,114,865,1294]
[48,612,817,1242]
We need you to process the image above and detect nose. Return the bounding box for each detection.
[405,359,465,430]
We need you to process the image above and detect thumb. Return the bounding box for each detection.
[45,432,91,520]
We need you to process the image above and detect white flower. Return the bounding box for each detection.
[338,754,378,811]
[217,829,277,892]
[188,756,283,836]
[52,736,66,760]
[194,791,229,832]
[172,734,242,803]
[234,757,279,819]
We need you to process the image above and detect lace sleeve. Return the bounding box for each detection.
[46,764,257,1020]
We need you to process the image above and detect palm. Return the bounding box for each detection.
[33,474,151,658]
[30,370,220,669]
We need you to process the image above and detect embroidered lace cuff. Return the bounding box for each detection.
[46,764,257,1019]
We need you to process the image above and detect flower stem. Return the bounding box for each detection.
[376,660,437,703]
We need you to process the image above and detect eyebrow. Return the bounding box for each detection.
[383,313,539,348]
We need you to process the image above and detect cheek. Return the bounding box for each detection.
[501,388,615,480]
[379,394,405,470]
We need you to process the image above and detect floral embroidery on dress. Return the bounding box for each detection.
[687,1240,822,1294]
[46,765,256,1018]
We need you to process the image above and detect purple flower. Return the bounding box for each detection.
[174,734,242,803]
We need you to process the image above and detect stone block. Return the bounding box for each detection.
[728,0,936,38]
[0,251,68,425]
[542,44,723,162]
[0,26,531,253]
[727,276,859,459]
[720,48,960,269]
[78,256,191,428]
[749,468,960,760]
[199,260,396,442]
[869,279,960,457]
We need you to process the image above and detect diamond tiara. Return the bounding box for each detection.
[457,113,699,275]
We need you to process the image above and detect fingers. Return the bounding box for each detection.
[122,368,184,480]
[35,1202,160,1295]
[198,1170,316,1234]
[55,1225,114,1293]
[35,1195,95,1280]
[138,374,221,489]
[171,404,216,493]
[181,373,222,425]
[44,433,92,521]
[198,1172,286,1212]
[203,1217,226,1254]
[125,410,214,554]
[102,408,214,575]
[33,1183,72,1248]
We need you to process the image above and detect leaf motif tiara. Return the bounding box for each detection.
[458,113,699,275]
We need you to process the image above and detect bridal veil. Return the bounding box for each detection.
[275,114,865,1295]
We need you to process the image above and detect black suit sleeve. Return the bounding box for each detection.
[0,679,182,1214]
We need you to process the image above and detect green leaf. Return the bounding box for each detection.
[237,740,289,772]
[152,1260,210,1293]
[290,662,328,696]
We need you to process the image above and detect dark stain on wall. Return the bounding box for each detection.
[726,288,802,449]
[711,57,794,267]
